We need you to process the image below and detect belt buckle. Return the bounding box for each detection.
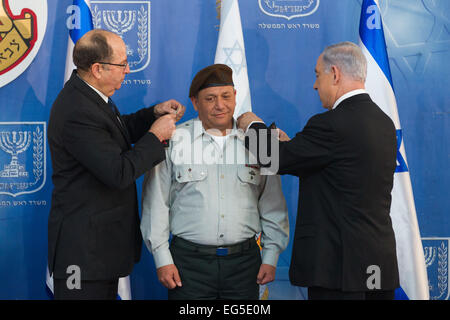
[216,247,228,256]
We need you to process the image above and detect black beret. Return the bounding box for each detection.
[189,64,234,97]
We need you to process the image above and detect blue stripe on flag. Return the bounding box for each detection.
[395,130,408,173]
[395,287,409,300]
[359,0,429,300]
[359,0,394,88]
[45,283,54,299]
[69,0,93,44]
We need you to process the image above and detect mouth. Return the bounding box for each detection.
[213,113,228,118]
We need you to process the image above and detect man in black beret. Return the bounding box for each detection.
[141,64,289,300]
[188,64,235,98]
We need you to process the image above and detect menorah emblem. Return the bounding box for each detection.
[422,238,450,300]
[0,122,46,197]
[91,1,151,73]
[102,10,136,38]
[424,246,437,267]
[0,131,31,178]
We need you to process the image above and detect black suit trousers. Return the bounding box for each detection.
[54,278,119,300]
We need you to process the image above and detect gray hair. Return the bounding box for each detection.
[322,42,367,82]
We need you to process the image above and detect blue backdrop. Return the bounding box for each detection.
[0,0,448,299]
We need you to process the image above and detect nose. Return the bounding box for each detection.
[124,63,130,74]
[215,97,226,110]
[313,79,318,91]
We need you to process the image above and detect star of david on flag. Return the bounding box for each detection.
[214,0,252,117]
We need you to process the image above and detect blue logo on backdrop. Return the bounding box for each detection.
[91,0,150,73]
[423,238,450,300]
[0,122,46,197]
[258,0,320,20]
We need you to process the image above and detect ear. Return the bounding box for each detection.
[91,63,102,80]
[190,96,198,111]
[331,65,340,85]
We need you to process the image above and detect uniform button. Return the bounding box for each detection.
[220,174,224,179]
[221,214,225,219]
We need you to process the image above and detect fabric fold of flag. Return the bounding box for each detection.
[214,0,252,117]
[358,0,429,300]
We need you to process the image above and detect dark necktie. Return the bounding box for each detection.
[108,98,124,127]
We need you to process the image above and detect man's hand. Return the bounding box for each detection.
[256,264,277,285]
[277,128,291,142]
[149,113,176,142]
[237,112,263,131]
[154,99,185,121]
[156,264,182,289]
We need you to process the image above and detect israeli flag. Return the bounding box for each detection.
[214,0,252,117]
[46,0,131,300]
[64,0,94,83]
[359,0,429,300]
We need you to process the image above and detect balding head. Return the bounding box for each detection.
[73,29,119,72]
[73,29,129,97]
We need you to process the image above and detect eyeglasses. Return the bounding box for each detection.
[97,61,129,69]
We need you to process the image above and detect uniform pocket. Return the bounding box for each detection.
[174,165,208,183]
[237,166,261,186]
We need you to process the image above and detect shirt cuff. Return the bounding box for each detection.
[261,248,280,267]
[153,247,174,269]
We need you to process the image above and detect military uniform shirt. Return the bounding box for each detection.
[140,118,289,269]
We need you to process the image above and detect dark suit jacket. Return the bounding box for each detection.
[250,94,400,291]
[47,71,165,280]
